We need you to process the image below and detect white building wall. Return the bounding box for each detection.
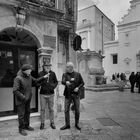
[77,6,95,25]
[103,41,119,80]
[90,26,96,51]
[118,27,137,74]
[77,5,115,52]
[77,6,95,51]
[103,0,140,81]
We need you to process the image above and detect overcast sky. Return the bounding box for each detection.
[78,0,131,37]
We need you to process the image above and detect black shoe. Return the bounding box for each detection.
[40,123,44,130]
[19,129,27,136]
[24,126,34,131]
[60,125,70,130]
[50,123,56,129]
[75,124,81,130]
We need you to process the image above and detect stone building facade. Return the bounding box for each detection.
[0,0,77,117]
[76,5,115,86]
[103,0,140,82]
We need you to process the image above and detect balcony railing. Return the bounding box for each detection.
[24,0,55,8]
[18,0,75,21]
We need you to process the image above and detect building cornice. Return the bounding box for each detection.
[104,40,119,45]
[58,19,75,30]
[118,20,140,28]
[130,0,140,6]
[77,23,95,30]
[104,40,119,49]
[77,50,104,62]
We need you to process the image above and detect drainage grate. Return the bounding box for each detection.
[97,118,120,126]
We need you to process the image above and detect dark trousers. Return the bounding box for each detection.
[64,95,80,126]
[17,99,31,131]
[130,82,135,92]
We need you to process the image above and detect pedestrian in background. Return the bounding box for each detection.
[136,72,140,93]
[60,62,84,131]
[129,72,136,93]
[117,73,120,79]
[38,63,58,130]
[120,73,126,82]
[112,74,115,81]
[13,64,48,136]
[135,72,139,89]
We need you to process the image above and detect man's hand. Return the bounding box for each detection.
[66,81,71,86]
[44,73,50,78]
[22,95,26,102]
[74,87,79,92]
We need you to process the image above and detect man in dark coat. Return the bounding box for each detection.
[129,72,136,93]
[60,62,84,130]
[38,63,58,130]
[13,64,47,136]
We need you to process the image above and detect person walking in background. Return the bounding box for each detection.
[136,72,140,93]
[117,73,120,79]
[120,73,126,82]
[60,62,84,131]
[112,74,115,81]
[13,64,48,136]
[129,72,136,93]
[38,63,58,130]
[135,72,139,89]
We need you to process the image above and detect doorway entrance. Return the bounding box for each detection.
[0,27,38,117]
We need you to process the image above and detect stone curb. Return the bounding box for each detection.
[86,87,130,92]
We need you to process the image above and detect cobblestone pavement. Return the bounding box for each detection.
[1,89,140,140]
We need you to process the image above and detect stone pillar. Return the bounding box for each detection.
[87,30,91,50]
[68,29,77,67]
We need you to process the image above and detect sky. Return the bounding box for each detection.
[78,0,131,38]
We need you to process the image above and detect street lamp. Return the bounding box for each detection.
[16,8,26,30]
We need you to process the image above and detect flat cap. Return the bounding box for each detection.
[43,63,52,66]
[21,64,32,71]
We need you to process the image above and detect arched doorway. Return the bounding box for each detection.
[0,27,39,116]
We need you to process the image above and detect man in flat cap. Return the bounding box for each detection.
[38,63,58,130]
[13,64,48,136]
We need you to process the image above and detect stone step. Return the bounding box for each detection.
[0,113,40,128]
[86,86,130,92]
[86,87,119,92]
[0,101,85,128]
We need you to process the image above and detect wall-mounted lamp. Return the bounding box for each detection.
[16,8,26,30]
[124,57,131,65]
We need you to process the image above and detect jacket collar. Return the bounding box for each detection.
[17,70,30,78]
[43,70,52,74]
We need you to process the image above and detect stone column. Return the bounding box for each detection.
[87,30,91,50]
